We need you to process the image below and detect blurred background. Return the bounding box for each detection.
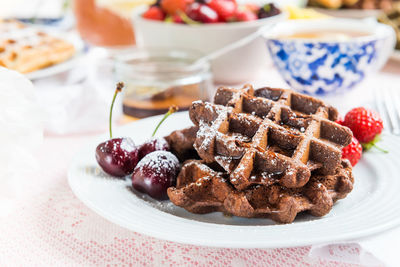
[0,0,399,135]
[1,1,400,265]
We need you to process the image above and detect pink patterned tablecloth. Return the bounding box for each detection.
[0,135,363,267]
[1,62,400,267]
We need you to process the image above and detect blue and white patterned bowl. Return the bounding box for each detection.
[265,19,395,96]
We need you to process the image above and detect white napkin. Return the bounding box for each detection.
[0,67,44,215]
[33,48,122,135]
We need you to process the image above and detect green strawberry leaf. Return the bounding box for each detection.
[361,135,388,153]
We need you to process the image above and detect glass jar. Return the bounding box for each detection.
[114,48,213,118]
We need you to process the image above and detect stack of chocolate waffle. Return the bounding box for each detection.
[165,85,354,223]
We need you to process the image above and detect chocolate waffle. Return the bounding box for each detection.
[167,159,353,223]
[165,126,199,162]
[188,85,352,191]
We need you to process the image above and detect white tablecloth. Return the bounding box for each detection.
[1,56,400,266]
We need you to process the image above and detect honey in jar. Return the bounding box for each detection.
[114,48,213,119]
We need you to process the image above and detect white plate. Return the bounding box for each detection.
[68,112,400,248]
[25,31,85,80]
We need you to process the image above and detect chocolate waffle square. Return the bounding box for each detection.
[167,159,354,223]
[189,85,352,190]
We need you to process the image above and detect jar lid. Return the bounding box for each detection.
[114,47,211,86]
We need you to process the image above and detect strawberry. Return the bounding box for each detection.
[161,0,193,15]
[207,0,237,22]
[344,107,383,143]
[143,6,165,20]
[344,107,387,152]
[342,137,362,166]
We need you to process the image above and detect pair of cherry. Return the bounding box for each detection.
[95,83,179,200]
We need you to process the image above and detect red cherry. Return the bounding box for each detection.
[138,138,169,160]
[95,83,139,177]
[186,2,219,23]
[142,6,165,20]
[132,151,180,200]
[96,138,139,177]
[136,105,177,161]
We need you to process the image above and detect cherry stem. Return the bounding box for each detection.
[152,106,178,137]
[109,82,124,139]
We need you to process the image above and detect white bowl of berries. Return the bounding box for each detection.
[132,0,286,84]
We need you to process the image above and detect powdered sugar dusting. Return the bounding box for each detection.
[120,138,136,152]
[136,151,179,175]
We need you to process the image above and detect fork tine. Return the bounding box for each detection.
[374,88,392,133]
[383,88,400,135]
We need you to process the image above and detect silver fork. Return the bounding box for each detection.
[374,87,400,136]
